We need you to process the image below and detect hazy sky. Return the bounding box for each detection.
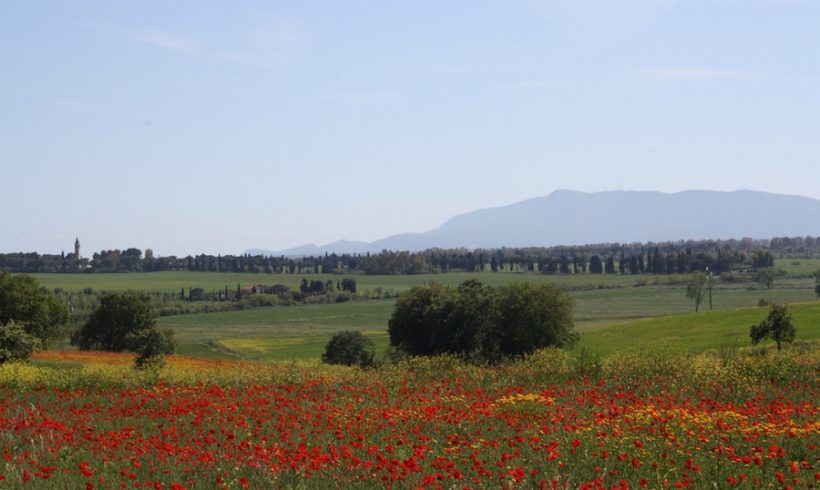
[2,1,819,256]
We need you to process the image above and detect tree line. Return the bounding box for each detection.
[1,236,802,275]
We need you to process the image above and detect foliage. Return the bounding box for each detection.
[685,272,707,312]
[321,330,375,367]
[72,293,175,366]
[0,320,41,363]
[490,282,577,360]
[388,280,576,361]
[0,270,69,345]
[750,304,796,350]
[132,327,176,369]
[814,270,820,297]
[3,235,801,275]
[753,267,777,289]
[340,277,357,293]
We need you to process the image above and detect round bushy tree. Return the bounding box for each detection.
[388,280,577,362]
[73,292,156,351]
[490,282,577,360]
[322,330,375,367]
[0,271,69,346]
[72,293,175,366]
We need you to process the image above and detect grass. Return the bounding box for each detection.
[27,270,820,361]
[578,300,820,356]
[777,258,820,276]
[155,283,818,361]
[30,270,694,294]
[157,300,395,360]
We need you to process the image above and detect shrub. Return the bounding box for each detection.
[322,331,376,367]
[0,321,41,363]
[132,327,176,369]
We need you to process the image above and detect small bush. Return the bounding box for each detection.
[322,331,376,367]
[0,321,41,364]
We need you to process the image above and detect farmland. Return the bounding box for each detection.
[30,270,819,361]
[1,270,817,488]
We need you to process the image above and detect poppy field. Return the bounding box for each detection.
[1,346,818,489]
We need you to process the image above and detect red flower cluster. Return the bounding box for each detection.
[0,363,816,488]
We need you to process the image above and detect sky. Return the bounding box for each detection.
[2,0,819,256]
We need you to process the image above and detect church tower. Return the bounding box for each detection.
[74,237,81,260]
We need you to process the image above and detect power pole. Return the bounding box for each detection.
[706,266,713,310]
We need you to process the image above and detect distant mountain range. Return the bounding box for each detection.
[247,189,820,256]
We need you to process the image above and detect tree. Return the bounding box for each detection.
[388,283,455,357]
[0,321,41,363]
[686,272,708,312]
[753,267,776,289]
[0,270,69,345]
[605,257,615,274]
[589,255,603,274]
[490,283,577,360]
[752,250,775,268]
[72,293,175,364]
[322,331,375,367]
[388,280,577,362]
[340,277,357,293]
[132,327,175,369]
[750,304,796,351]
[814,270,820,297]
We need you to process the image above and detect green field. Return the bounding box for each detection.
[30,270,708,294]
[777,258,820,275]
[158,300,394,360]
[578,301,820,356]
[155,284,817,361]
[28,271,820,361]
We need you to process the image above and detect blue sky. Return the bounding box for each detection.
[2,0,819,256]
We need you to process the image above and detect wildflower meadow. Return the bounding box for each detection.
[0,345,818,489]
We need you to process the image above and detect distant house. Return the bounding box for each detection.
[241,284,267,295]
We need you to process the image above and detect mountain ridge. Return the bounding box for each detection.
[248,189,820,256]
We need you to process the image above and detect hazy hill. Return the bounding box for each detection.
[250,190,820,256]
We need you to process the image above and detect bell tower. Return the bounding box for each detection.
[74,237,81,260]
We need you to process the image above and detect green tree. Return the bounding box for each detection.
[750,304,796,351]
[0,270,69,345]
[589,255,603,274]
[0,321,41,363]
[686,272,708,312]
[388,280,577,362]
[340,278,357,293]
[388,282,455,356]
[132,327,176,369]
[490,283,577,360]
[322,330,375,367]
[813,270,820,297]
[753,267,776,289]
[72,293,175,363]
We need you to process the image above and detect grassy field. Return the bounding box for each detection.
[29,270,710,293]
[156,286,819,361]
[28,270,820,360]
[578,300,820,356]
[776,257,820,275]
[157,300,394,360]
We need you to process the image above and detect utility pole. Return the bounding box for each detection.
[706,266,713,310]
